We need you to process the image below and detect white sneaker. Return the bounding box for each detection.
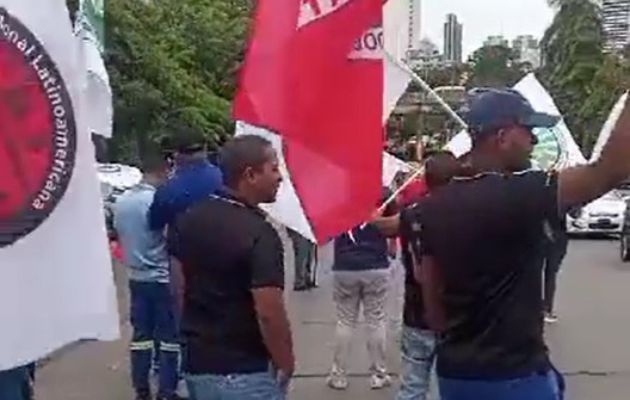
[370,373,392,390]
[175,379,189,398]
[544,313,559,324]
[327,374,349,390]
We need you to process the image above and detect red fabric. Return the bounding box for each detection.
[0,39,54,219]
[397,178,429,207]
[234,0,383,243]
[109,240,124,263]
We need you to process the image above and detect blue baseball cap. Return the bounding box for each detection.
[461,88,560,136]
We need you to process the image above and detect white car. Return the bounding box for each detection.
[97,163,142,193]
[567,191,626,235]
[97,163,142,239]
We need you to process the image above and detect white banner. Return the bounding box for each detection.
[0,1,119,370]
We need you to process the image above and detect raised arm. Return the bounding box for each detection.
[559,96,630,209]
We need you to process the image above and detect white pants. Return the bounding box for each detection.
[331,269,390,376]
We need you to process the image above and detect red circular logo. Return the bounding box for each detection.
[0,8,77,248]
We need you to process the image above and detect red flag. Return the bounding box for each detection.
[234,0,384,243]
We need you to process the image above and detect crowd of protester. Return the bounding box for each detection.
[5,87,630,400]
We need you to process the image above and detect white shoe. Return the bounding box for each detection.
[544,313,559,324]
[327,374,349,390]
[175,379,189,398]
[370,373,392,390]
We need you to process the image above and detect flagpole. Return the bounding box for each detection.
[376,55,468,213]
[386,53,469,130]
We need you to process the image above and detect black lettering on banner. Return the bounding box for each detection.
[364,32,378,51]
[0,7,77,248]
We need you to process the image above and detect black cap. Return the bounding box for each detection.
[172,126,207,154]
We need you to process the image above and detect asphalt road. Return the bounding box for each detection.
[34,237,630,400]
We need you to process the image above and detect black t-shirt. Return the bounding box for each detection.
[399,202,430,329]
[419,171,560,379]
[170,195,284,375]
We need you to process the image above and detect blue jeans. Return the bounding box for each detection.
[186,370,285,400]
[129,281,179,397]
[439,368,565,400]
[396,326,436,400]
[0,366,30,400]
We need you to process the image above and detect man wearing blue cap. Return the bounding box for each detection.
[416,88,630,400]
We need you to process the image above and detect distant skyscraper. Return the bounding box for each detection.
[483,35,509,47]
[443,13,463,63]
[407,0,422,50]
[407,38,443,69]
[602,0,630,52]
[512,35,541,69]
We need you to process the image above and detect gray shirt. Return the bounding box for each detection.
[114,183,169,283]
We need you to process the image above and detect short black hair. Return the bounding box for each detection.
[140,154,168,174]
[219,135,273,187]
[425,151,459,189]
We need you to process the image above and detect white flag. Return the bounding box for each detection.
[590,92,629,163]
[446,73,588,169]
[0,1,119,370]
[76,0,113,138]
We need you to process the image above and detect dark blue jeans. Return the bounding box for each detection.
[439,368,565,400]
[0,366,30,400]
[129,281,179,397]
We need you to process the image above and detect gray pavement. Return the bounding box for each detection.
[35,237,630,399]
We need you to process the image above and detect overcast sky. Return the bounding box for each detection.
[423,0,556,58]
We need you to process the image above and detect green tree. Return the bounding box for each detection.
[409,64,470,90]
[104,0,251,162]
[577,55,630,154]
[467,45,525,88]
[541,0,605,150]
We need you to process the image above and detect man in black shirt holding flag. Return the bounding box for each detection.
[416,88,630,400]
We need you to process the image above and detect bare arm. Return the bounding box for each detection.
[252,288,295,376]
[559,96,630,209]
[419,255,446,333]
[371,214,401,238]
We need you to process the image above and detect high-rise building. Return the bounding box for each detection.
[483,35,509,47]
[512,35,541,69]
[512,35,538,51]
[443,13,463,63]
[602,0,630,52]
[407,0,422,50]
[407,38,443,69]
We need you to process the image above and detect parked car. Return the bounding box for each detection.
[567,191,626,236]
[620,198,630,262]
[97,163,142,240]
[617,179,630,199]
